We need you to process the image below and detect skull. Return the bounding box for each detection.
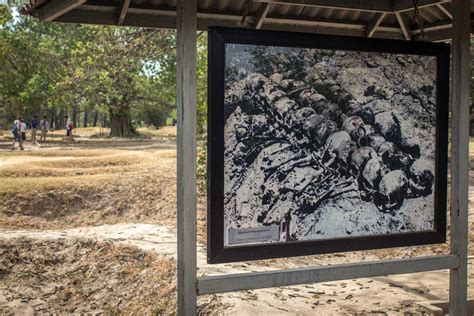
[272,98,297,124]
[246,73,267,91]
[325,130,356,164]
[313,99,342,123]
[279,79,294,91]
[298,89,326,107]
[303,114,331,146]
[342,116,364,137]
[263,82,285,104]
[291,107,316,133]
[270,73,284,85]
[378,141,398,165]
[350,146,378,174]
[362,156,390,190]
[408,159,434,197]
[350,105,375,125]
[387,150,413,171]
[374,170,408,212]
[358,133,386,151]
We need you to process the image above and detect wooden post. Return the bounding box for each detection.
[449,0,470,314]
[177,0,197,315]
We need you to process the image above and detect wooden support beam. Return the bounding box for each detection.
[198,255,458,295]
[176,0,197,314]
[395,12,412,40]
[37,0,86,22]
[366,12,386,37]
[253,0,393,13]
[435,3,452,19]
[449,0,470,314]
[255,3,271,29]
[117,0,131,25]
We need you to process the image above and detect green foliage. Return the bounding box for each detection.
[0,5,209,136]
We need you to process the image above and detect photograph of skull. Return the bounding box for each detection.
[221,40,446,248]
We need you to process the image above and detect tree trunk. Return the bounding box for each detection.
[93,111,99,127]
[72,107,78,128]
[59,109,65,129]
[83,111,88,128]
[52,108,58,130]
[110,104,135,137]
[110,111,134,137]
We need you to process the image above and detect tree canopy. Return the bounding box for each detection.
[0,4,208,137]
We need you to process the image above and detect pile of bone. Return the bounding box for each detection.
[241,72,434,212]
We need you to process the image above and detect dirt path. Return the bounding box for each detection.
[1,223,472,315]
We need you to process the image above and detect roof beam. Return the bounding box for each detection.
[393,0,451,13]
[366,12,386,37]
[410,19,452,34]
[436,3,452,19]
[395,12,412,40]
[37,0,86,22]
[53,4,462,41]
[117,0,131,25]
[255,3,271,29]
[253,0,393,13]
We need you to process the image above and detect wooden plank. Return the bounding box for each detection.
[413,28,451,42]
[198,255,458,295]
[436,3,452,19]
[265,16,366,30]
[255,3,271,29]
[176,0,197,315]
[395,12,412,40]
[261,23,405,40]
[410,20,452,34]
[37,0,86,22]
[117,0,131,25]
[253,0,393,13]
[366,12,386,37]
[449,0,470,314]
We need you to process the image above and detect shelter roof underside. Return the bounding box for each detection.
[21,0,474,41]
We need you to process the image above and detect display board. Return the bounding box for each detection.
[207,27,449,264]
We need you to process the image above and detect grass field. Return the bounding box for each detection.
[0,140,178,228]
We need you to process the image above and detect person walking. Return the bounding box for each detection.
[65,115,74,141]
[20,118,27,144]
[30,115,39,142]
[11,117,24,150]
[39,116,49,141]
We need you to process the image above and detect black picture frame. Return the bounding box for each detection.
[208,27,450,264]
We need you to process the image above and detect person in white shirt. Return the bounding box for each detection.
[19,118,27,143]
[11,117,24,150]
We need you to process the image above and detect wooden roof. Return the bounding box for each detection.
[21,0,473,41]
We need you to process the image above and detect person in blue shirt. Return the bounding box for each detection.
[30,115,39,142]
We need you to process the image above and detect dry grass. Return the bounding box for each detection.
[72,127,111,137]
[0,238,177,314]
[0,146,177,229]
[136,126,177,138]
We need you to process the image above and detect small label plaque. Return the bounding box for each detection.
[228,226,280,245]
